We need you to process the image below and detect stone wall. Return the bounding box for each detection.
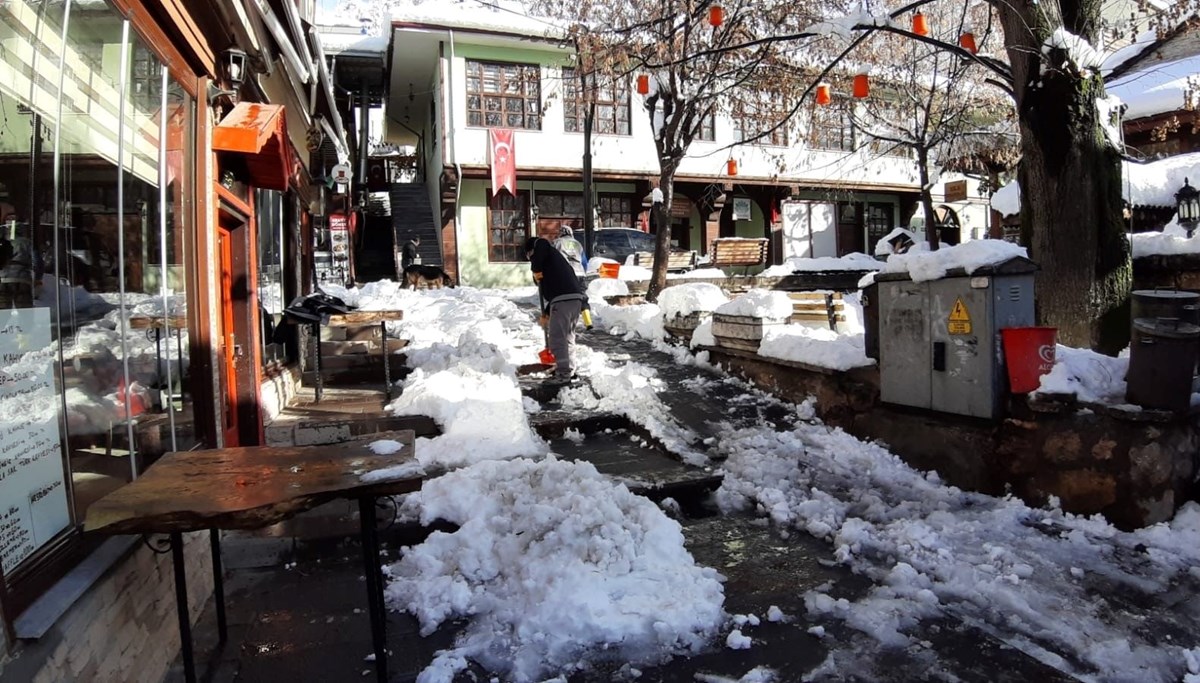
[0,532,213,683]
[707,347,1200,530]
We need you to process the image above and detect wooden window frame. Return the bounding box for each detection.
[810,101,856,152]
[694,111,716,142]
[466,60,542,130]
[597,194,635,228]
[487,190,531,263]
[733,96,788,147]
[562,67,631,136]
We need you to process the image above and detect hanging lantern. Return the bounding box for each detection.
[852,73,870,99]
[815,83,832,106]
[636,74,650,95]
[959,32,978,54]
[708,5,724,27]
[912,12,929,37]
[726,159,738,176]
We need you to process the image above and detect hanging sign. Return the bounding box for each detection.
[947,297,972,335]
[331,163,353,184]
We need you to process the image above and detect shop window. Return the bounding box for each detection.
[466,60,541,130]
[256,189,293,366]
[597,195,634,228]
[694,111,716,142]
[488,191,530,262]
[562,68,631,136]
[0,0,197,615]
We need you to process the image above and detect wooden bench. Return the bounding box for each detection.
[632,250,699,272]
[709,238,769,273]
[787,291,845,331]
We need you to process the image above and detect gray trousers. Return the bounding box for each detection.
[547,298,582,376]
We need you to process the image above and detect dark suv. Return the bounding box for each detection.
[590,228,660,264]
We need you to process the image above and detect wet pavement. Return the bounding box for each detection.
[169,328,1081,682]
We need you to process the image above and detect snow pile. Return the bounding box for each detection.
[873,228,918,256]
[761,253,880,276]
[1044,28,1103,72]
[991,181,1020,217]
[1034,345,1128,404]
[617,264,654,281]
[757,327,874,371]
[715,290,794,320]
[691,318,716,348]
[657,283,729,319]
[386,457,724,682]
[589,300,664,341]
[587,278,629,298]
[882,239,1029,282]
[1126,152,1200,208]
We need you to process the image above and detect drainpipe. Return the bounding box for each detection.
[447,29,462,280]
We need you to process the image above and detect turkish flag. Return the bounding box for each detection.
[490,128,517,196]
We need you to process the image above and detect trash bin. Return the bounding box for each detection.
[1126,318,1200,412]
[1131,290,1200,327]
[1000,327,1058,393]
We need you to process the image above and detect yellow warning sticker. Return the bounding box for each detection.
[948,298,972,335]
[949,298,971,322]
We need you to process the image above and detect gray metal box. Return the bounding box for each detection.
[877,258,1036,419]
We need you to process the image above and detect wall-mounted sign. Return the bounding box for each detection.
[732,197,752,221]
[943,179,968,203]
[331,163,352,184]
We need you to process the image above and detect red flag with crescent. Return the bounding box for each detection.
[490,128,517,197]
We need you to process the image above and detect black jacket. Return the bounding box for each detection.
[529,238,585,312]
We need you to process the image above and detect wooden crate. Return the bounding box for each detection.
[711,313,784,352]
[664,311,710,343]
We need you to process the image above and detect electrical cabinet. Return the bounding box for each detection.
[876,258,1037,419]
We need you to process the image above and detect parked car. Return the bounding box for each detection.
[589,227,661,265]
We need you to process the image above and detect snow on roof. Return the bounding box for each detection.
[1108,54,1200,120]
[390,0,568,39]
[1126,152,1200,207]
[319,31,390,54]
[881,239,1030,282]
[1100,28,1160,77]
[1131,213,1200,257]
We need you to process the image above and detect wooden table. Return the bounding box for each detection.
[85,430,424,683]
[128,315,187,398]
[314,310,405,403]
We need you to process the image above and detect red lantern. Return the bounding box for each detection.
[726,159,738,176]
[959,32,978,54]
[815,83,832,106]
[852,73,870,99]
[636,74,650,95]
[912,12,929,37]
[708,5,724,27]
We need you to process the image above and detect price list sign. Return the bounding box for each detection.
[0,308,69,574]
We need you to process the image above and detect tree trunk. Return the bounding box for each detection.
[1000,2,1131,352]
[917,147,938,250]
[646,164,677,302]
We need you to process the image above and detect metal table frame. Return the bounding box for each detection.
[312,310,404,404]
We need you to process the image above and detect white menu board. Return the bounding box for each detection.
[0,307,69,574]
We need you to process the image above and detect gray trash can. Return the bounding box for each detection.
[1126,318,1200,412]
[1131,290,1200,327]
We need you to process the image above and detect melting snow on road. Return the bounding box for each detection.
[326,280,1200,682]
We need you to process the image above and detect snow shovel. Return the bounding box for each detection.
[536,282,556,367]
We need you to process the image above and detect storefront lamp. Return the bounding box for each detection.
[1177,177,1200,237]
[224,48,247,90]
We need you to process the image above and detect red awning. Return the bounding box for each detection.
[213,102,293,191]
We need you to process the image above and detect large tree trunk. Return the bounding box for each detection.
[646,163,678,302]
[1000,2,1131,351]
[917,147,938,250]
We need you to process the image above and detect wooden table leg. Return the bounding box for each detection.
[170,531,196,683]
[358,498,388,682]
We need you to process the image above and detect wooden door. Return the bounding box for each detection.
[217,227,239,446]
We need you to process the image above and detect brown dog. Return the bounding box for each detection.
[403,264,454,290]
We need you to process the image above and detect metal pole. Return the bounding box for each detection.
[381,320,392,402]
[170,532,196,683]
[312,322,323,403]
[209,529,227,643]
[358,498,388,682]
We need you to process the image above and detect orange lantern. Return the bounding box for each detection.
[708,5,724,27]
[815,83,832,106]
[959,32,978,54]
[912,12,929,36]
[726,159,738,176]
[852,73,870,98]
[636,74,650,95]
